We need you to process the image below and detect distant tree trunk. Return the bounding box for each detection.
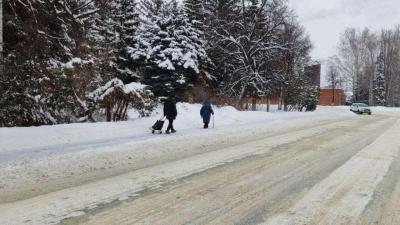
[267,95,271,112]
[106,103,112,122]
[368,78,374,106]
[283,88,288,111]
[278,88,284,110]
[237,86,247,110]
[251,97,257,111]
[332,88,335,105]
[112,102,119,121]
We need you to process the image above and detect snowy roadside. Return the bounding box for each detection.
[0,105,356,201]
[3,104,398,203]
[2,104,398,174]
[1,105,398,225]
[0,104,357,161]
[0,113,366,225]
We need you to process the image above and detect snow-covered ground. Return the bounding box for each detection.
[1,104,400,225]
[1,104,399,165]
[370,106,400,112]
[0,104,352,161]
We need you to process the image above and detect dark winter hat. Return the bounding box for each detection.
[203,100,211,105]
[162,96,175,103]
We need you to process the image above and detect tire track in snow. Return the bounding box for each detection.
[61,114,394,225]
[261,118,400,225]
[0,116,360,203]
[0,116,372,225]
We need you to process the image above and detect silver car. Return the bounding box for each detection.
[350,103,372,115]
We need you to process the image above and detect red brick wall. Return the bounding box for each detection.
[210,88,346,110]
[211,96,280,108]
[318,89,345,106]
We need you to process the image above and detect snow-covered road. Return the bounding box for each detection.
[1,107,400,225]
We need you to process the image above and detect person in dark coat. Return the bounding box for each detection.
[200,100,214,129]
[163,98,177,134]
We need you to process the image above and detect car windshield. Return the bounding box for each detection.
[358,103,368,107]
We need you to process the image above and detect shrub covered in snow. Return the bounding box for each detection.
[87,78,157,121]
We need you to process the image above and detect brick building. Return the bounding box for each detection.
[201,63,347,108]
[319,88,346,106]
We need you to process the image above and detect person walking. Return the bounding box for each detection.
[163,97,177,134]
[200,100,214,129]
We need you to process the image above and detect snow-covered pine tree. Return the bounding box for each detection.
[202,0,218,28]
[86,0,138,83]
[114,0,141,83]
[138,0,165,15]
[202,0,240,89]
[183,0,204,31]
[1,0,100,126]
[85,0,157,121]
[279,20,313,111]
[285,73,319,112]
[129,0,208,98]
[81,0,117,93]
[183,0,218,87]
[373,52,386,106]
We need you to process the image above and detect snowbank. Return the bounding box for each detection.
[370,106,400,112]
[0,104,355,158]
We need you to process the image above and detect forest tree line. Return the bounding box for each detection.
[1,0,318,127]
[327,26,400,107]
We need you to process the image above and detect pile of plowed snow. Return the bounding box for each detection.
[0,103,355,156]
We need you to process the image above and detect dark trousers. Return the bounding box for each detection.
[167,118,174,131]
[203,118,209,128]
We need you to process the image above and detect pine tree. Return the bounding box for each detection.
[1,0,99,126]
[203,0,240,86]
[114,0,141,83]
[87,0,141,84]
[129,0,208,98]
[373,52,386,106]
[85,0,118,88]
[183,0,204,30]
[138,0,165,15]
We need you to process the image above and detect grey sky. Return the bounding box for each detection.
[288,0,400,61]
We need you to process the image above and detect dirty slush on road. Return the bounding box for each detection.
[62,114,400,225]
[1,113,400,225]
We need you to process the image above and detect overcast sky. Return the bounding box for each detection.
[288,0,400,61]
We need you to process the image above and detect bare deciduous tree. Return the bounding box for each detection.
[326,57,345,105]
[331,26,400,106]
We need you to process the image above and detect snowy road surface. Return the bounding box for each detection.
[1,108,400,225]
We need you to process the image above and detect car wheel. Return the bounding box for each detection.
[368,112,372,115]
